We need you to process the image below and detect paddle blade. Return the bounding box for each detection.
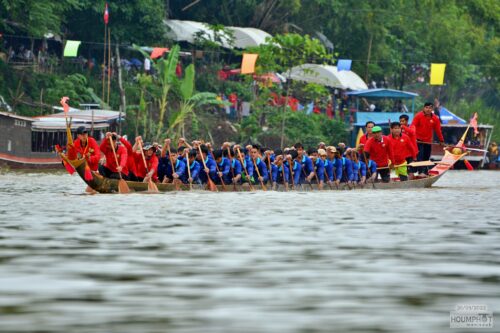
[464,159,474,171]
[118,179,130,194]
[148,179,159,193]
[84,165,93,181]
[207,179,218,192]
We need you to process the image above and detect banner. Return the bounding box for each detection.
[241,53,258,74]
[337,59,352,71]
[63,40,81,57]
[430,63,446,85]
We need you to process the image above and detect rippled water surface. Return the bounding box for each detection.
[0,170,499,333]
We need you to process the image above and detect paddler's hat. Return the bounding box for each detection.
[372,126,382,133]
[318,148,327,156]
[76,126,88,135]
[326,146,337,153]
[143,143,156,151]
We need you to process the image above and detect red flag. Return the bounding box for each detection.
[464,159,474,171]
[470,112,479,136]
[104,3,109,25]
[150,47,169,59]
[60,96,70,113]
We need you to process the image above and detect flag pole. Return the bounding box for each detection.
[107,27,111,105]
[102,25,107,103]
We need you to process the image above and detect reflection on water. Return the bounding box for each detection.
[0,170,499,333]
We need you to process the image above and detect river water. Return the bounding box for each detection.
[0,170,499,333]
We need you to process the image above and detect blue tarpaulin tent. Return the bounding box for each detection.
[438,106,466,124]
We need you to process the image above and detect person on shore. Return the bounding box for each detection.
[364,126,394,183]
[67,126,100,171]
[411,102,444,174]
[387,122,417,181]
[99,132,129,179]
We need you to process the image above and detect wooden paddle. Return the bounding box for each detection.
[376,160,436,170]
[278,157,289,192]
[197,146,217,192]
[252,156,267,191]
[236,148,255,191]
[185,150,193,190]
[300,162,314,190]
[138,141,159,193]
[287,156,296,190]
[108,136,130,194]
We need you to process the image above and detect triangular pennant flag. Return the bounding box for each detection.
[60,96,70,113]
[470,112,479,136]
[63,40,81,57]
[337,59,352,71]
[241,53,258,74]
[104,3,109,25]
[430,63,446,85]
[355,127,364,148]
[151,47,169,59]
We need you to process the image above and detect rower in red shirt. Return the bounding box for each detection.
[99,132,129,179]
[359,121,375,147]
[411,102,445,174]
[119,135,139,181]
[67,126,101,171]
[132,136,159,182]
[387,122,417,181]
[364,126,394,183]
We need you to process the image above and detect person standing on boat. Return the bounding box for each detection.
[99,132,129,180]
[359,121,376,146]
[411,102,444,174]
[67,126,100,171]
[399,114,418,175]
[387,122,417,181]
[364,126,394,183]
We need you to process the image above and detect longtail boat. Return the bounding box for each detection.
[59,149,467,193]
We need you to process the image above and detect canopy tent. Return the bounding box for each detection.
[287,64,368,90]
[346,88,418,99]
[164,19,272,49]
[438,106,466,124]
[354,112,413,127]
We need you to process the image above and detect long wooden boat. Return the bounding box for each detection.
[61,149,466,193]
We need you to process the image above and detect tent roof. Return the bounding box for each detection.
[354,111,413,127]
[346,88,418,99]
[287,64,368,90]
[164,19,272,49]
[438,106,466,124]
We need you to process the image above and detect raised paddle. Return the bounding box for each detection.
[108,136,130,194]
[185,150,193,190]
[278,157,289,192]
[252,156,267,191]
[138,141,159,193]
[236,148,255,191]
[197,145,217,192]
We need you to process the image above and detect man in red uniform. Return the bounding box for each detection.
[99,132,129,179]
[411,102,444,174]
[364,126,394,182]
[118,135,139,181]
[359,121,375,146]
[387,122,417,181]
[67,126,101,171]
[133,136,159,183]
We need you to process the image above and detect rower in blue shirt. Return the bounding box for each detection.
[197,144,217,184]
[338,147,354,184]
[360,151,377,183]
[250,145,269,184]
[183,149,201,184]
[308,148,326,189]
[235,146,254,184]
[271,151,290,190]
[227,148,243,184]
[286,150,302,187]
[213,149,231,184]
[295,143,314,184]
[325,146,343,187]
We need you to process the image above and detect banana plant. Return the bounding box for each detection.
[168,64,228,139]
[133,44,179,140]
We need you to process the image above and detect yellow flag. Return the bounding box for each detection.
[241,53,259,74]
[355,127,364,148]
[430,63,446,85]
